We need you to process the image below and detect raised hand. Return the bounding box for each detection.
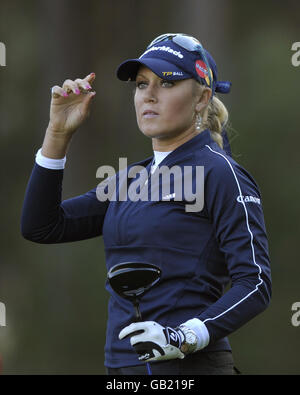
[48,72,96,136]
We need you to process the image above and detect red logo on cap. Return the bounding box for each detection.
[195,60,208,79]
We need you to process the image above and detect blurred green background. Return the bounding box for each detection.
[0,0,299,374]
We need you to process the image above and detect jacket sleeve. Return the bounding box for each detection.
[197,148,272,344]
[21,163,109,243]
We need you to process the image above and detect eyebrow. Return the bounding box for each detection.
[136,73,148,80]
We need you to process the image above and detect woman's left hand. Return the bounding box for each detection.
[119,321,196,362]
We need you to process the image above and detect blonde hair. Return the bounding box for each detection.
[202,95,229,149]
[194,81,229,149]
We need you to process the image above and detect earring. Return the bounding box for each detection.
[195,113,202,130]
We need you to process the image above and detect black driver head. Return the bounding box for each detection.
[107,261,161,301]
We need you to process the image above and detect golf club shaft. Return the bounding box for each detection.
[134,302,142,322]
[134,299,152,375]
[146,362,152,375]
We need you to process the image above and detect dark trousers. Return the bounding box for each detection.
[106,350,238,375]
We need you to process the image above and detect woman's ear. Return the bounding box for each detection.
[195,87,212,113]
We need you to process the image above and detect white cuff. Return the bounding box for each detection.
[35,148,66,170]
[181,318,210,351]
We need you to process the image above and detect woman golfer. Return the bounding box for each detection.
[21,33,271,375]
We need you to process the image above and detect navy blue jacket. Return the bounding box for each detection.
[21,129,271,368]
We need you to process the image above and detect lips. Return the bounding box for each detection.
[142,110,159,118]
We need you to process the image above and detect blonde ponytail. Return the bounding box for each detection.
[202,95,229,149]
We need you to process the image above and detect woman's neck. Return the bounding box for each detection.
[152,128,202,152]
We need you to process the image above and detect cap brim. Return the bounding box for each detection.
[116,58,191,81]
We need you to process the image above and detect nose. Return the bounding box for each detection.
[143,83,158,103]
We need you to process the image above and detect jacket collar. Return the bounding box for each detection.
[130,129,213,169]
[157,129,212,167]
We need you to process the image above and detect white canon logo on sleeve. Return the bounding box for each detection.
[237,195,261,205]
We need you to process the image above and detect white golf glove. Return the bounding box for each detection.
[119,321,199,362]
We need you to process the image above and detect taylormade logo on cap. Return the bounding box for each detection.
[140,45,184,59]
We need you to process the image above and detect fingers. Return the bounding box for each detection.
[74,78,93,92]
[51,85,68,98]
[63,78,94,95]
[85,72,96,83]
[119,322,147,340]
[51,73,96,98]
[80,90,96,115]
[62,79,82,95]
